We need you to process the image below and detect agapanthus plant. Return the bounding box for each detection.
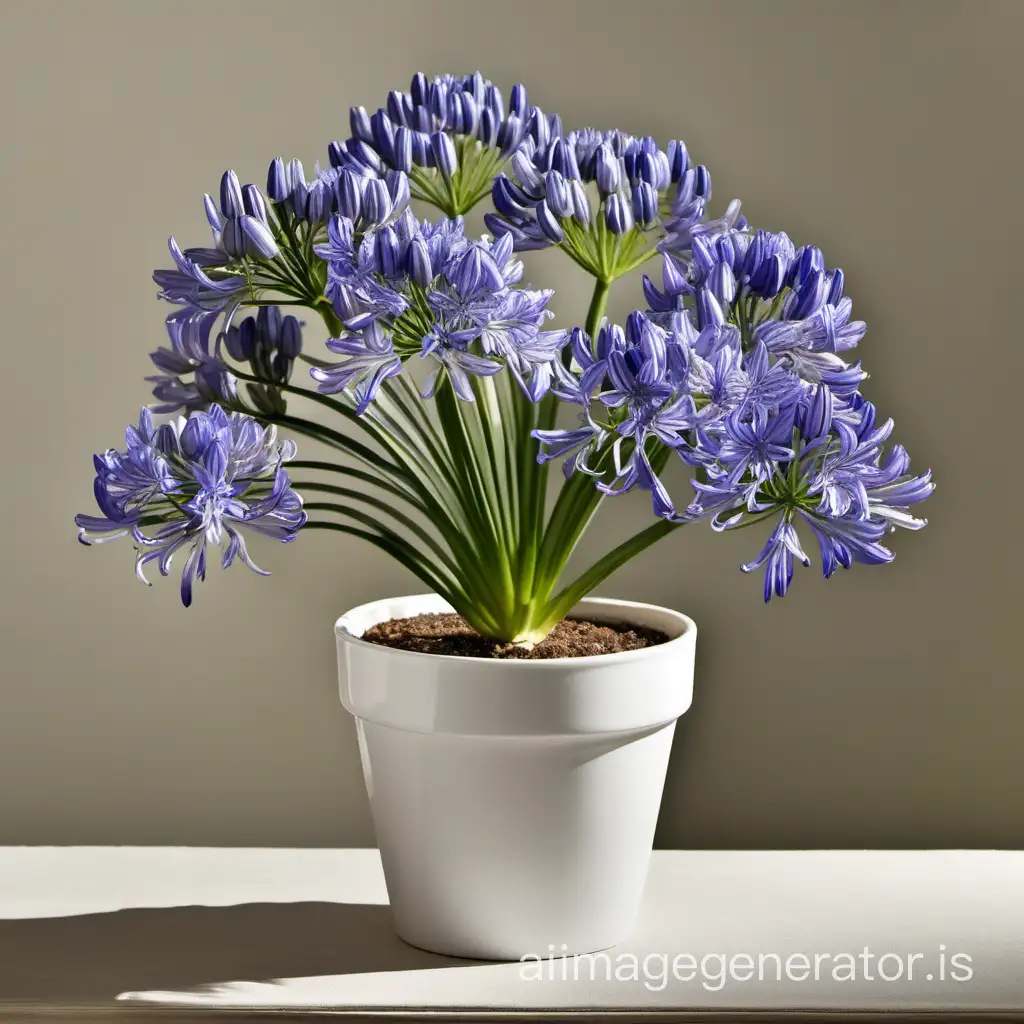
[77,71,932,644]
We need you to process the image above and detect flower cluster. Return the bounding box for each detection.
[149,168,288,409]
[485,126,745,280]
[76,406,305,605]
[310,210,567,407]
[537,235,933,600]
[334,72,537,216]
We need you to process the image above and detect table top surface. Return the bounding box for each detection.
[1,847,1021,1020]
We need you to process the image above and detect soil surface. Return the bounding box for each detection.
[361,612,669,660]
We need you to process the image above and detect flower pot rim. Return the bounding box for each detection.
[335,593,696,669]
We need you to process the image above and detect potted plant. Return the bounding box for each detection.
[76,72,932,960]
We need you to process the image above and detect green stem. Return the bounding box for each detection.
[530,275,615,609]
[532,518,684,637]
[585,276,612,338]
[294,483,455,572]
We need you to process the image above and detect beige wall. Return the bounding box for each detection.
[1,0,1021,848]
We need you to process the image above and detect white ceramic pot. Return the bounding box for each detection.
[335,593,696,960]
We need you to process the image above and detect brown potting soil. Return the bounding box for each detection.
[360,612,669,660]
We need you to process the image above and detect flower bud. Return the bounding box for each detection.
[392,127,413,172]
[801,383,834,440]
[536,199,564,243]
[290,182,309,221]
[632,181,659,228]
[569,180,592,225]
[386,169,410,218]
[223,323,248,363]
[204,193,224,231]
[708,262,736,305]
[386,90,408,126]
[788,268,827,320]
[667,140,688,182]
[595,144,621,195]
[361,177,392,226]
[697,288,725,329]
[305,181,332,224]
[219,170,244,219]
[279,315,302,358]
[257,304,282,348]
[509,82,529,117]
[350,105,374,145]
[410,131,432,167]
[693,164,711,199]
[266,158,288,201]
[335,170,362,220]
[241,215,279,259]
[456,91,479,135]
[375,226,402,280]
[431,132,458,181]
[529,108,551,151]
[180,415,214,460]
[242,184,267,222]
[219,218,247,258]
[663,254,689,296]
[550,138,580,180]
[749,252,787,298]
[410,72,429,107]
[371,110,396,165]
[605,192,634,236]
[477,107,497,147]
[407,236,433,288]
[545,169,572,218]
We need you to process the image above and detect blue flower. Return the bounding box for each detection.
[311,214,567,407]
[347,73,532,172]
[487,127,736,280]
[681,396,933,600]
[205,170,280,260]
[535,311,699,514]
[76,406,305,606]
[420,324,503,401]
[740,517,811,602]
[146,315,237,414]
[223,305,303,385]
[336,73,535,216]
[152,170,285,368]
[715,406,797,488]
[310,320,402,413]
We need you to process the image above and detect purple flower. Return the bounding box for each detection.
[420,325,502,401]
[680,396,933,600]
[741,517,811,602]
[715,406,797,487]
[345,73,533,173]
[311,215,568,407]
[146,315,238,414]
[310,320,402,413]
[76,406,306,606]
[334,73,535,217]
[487,126,738,281]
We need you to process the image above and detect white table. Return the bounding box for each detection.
[0,848,1021,1021]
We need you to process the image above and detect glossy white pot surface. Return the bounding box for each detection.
[336,594,696,960]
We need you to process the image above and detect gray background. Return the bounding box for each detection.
[1,0,1021,849]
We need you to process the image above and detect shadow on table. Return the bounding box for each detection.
[0,902,477,1001]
